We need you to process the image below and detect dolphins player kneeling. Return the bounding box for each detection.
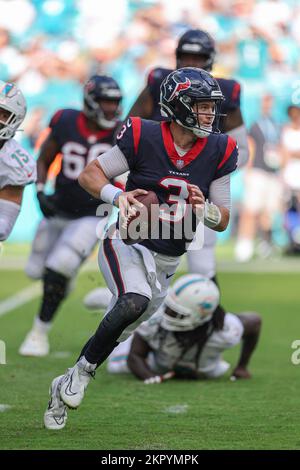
[107,274,262,381]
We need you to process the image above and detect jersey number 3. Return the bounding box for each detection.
[159,177,189,222]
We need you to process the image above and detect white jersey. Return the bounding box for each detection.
[136,311,244,377]
[0,139,36,189]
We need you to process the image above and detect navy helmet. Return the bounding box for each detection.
[83,75,122,129]
[176,29,216,71]
[160,67,224,138]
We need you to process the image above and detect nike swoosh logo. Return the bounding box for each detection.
[54,412,66,425]
[166,273,175,279]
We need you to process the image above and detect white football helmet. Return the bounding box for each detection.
[0,81,26,140]
[162,274,220,331]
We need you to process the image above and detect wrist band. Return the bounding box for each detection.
[100,184,123,206]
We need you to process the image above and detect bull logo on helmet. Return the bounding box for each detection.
[167,77,191,102]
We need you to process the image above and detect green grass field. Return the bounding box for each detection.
[1,255,300,450]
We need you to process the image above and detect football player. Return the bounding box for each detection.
[83,29,249,313]
[0,81,36,241]
[19,75,122,357]
[43,67,238,430]
[107,274,261,382]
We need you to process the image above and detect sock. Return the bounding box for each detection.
[33,316,52,334]
[77,356,97,372]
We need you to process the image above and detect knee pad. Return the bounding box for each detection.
[38,268,69,323]
[43,268,69,302]
[103,293,150,331]
[82,294,150,367]
[115,293,150,324]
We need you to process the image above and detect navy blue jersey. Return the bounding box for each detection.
[147,67,241,131]
[116,117,238,256]
[49,109,118,218]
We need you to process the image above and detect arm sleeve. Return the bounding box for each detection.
[97,145,130,179]
[215,135,238,179]
[0,199,21,241]
[208,174,231,210]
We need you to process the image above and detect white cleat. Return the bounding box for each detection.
[19,330,49,357]
[60,358,96,409]
[83,287,112,310]
[44,375,68,430]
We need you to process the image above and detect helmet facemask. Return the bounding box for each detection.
[160,67,225,138]
[161,274,220,332]
[161,92,224,138]
[175,29,216,72]
[175,95,224,138]
[0,81,26,140]
[83,76,122,130]
[161,298,216,332]
[83,95,122,130]
[176,52,215,72]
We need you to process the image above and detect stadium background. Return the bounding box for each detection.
[1,0,299,243]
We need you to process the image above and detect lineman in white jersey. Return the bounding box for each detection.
[107,274,262,382]
[0,81,36,241]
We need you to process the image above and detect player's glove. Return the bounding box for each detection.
[37,191,57,218]
[143,371,175,385]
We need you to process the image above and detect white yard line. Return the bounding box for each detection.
[0,404,13,412]
[0,283,41,318]
[163,404,189,414]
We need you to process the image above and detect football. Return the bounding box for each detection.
[119,190,159,245]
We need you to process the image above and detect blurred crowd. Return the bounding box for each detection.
[2,0,300,257]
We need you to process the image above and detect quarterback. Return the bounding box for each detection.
[84,29,249,324]
[43,67,238,430]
